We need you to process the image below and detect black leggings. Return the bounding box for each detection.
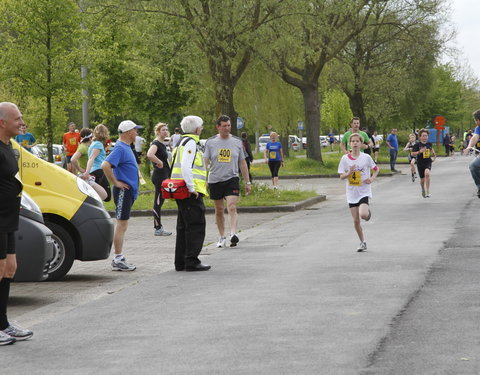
[0,232,15,260]
[152,170,168,229]
[268,161,281,178]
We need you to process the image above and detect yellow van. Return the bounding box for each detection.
[13,140,114,280]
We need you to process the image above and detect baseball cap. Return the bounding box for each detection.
[118,120,143,133]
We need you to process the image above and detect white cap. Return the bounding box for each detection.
[118,120,143,133]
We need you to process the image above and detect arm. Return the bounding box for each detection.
[70,150,84,174]
[280,147,284,165]
[431,147,437,161]
[364,165,379,184]
[464,134,479,155]
[82,148,100,179]
[264,148,268,163]
[239,159,251,195]
[146,144,163,168]
[102,160,129,190]
[340,140,347,154]
[339,164,356,180]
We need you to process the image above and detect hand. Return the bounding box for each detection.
[156,161,163,168]
[364,177,374,184]
[464,147,471,156]
[115,181,130,190]
[245,183,252,196]
[191,190,199,199]
[81,172,89,180]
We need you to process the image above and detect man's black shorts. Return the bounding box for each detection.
[208,177,240,200]
[349,196,369,208]
[417,161,432,179]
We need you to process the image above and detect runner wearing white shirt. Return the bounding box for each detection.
[338,133,379,252]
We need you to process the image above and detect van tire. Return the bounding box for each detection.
[45,222,75,281]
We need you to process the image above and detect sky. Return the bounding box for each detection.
[447,0,480,79]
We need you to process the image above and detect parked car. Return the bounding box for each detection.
[289,135,302,151]
[15,192,53,282]
[258,134,270,152]
[13,140,115,281]
[32,144,65,168]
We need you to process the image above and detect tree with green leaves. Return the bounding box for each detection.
[261,0,376,162]
[0,0,82,161]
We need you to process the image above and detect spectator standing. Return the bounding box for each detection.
[14,124,36,153]
[63,122,81,173]
[443,133,451,156]
[264,131,284,189]
[0,102,34,345]
[134,134,145,163]
[204,115,251,248]
[146,123,172,236]
[170,116,210,272]
[386,128,399,172]
[102,120,142,272]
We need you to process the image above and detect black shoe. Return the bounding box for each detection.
[477,189,480,198]
[185,263,211,272]
[175,265,185,271]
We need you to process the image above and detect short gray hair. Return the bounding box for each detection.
[180,115,203,134]
[0,102,19,120]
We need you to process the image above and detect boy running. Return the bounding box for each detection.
[411,129,436,198]
[338,133,379,252]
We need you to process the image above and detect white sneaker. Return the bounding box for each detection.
[230,234,239,247]
[357,241,367,252]
[216,236,227,248]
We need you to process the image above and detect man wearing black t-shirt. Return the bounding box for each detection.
[0,102,33,345]
[412,129,436,198]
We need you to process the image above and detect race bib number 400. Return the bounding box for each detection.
[348,171,362,186]
[218,148,231,163]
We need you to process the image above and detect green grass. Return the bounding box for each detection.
[103,182,318,211]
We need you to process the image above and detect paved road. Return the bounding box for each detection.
[6,156,479,374]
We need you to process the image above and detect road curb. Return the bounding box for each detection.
[109,194,327,218]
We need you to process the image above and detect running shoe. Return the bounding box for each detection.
[422,190,426,198]
[3,322,33,341]
[425,192,431,198]
[0,331,15,346]
[411,173,415,182]
[216,236,227,248]
[154,227,172,236]
[111,258,136,271]
[230,234,239,247]
[357,241,367,252]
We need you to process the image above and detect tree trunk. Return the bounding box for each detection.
[215,84,238,134]
[348,89,367,130]
[301,84,322,162]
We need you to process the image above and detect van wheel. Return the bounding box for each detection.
[45,222,75,281]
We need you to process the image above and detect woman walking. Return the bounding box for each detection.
[264,132,284,189]
[146,123,172,236]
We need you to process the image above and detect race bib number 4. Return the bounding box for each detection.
[423,149,430,158]
[218,148,231,163]
[348,171,362,186]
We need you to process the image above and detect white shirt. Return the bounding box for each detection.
[134,136,145,152]
[338,153,378,204]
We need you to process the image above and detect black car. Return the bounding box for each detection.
[14,193,53,282]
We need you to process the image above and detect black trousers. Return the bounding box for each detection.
[175,195,206,268]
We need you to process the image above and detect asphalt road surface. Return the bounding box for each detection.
[5,155,480,374]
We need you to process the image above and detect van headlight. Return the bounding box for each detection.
[76,177,102,203]
[20,191,42,215]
